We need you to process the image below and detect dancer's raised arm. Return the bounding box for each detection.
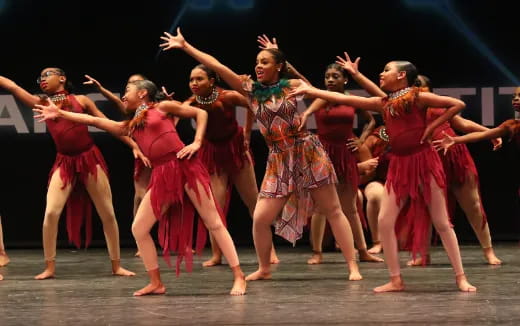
[161,28,246,95]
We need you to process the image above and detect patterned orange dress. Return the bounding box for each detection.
[242,78,337,243]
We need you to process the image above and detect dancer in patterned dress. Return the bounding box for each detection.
[184,64,279,267]
[290,57,476,292]
[34,79,247,296]
[161,28,362,281]
[0,70,136,280]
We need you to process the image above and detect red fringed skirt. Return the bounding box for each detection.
[440,143,486,225]
[319,137,366,228]
[148,152,219,276]
[385,145,447,259]
[49,144,108,249]
[198,126,253,176]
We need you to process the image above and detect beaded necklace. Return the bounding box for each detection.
[195,87,219,105]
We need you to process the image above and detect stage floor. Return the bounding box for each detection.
[1,243,519,325]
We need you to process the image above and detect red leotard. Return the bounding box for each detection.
[46,93,108,249]
[131,106,216,275]
[314,103,359,190]
[383,89,446,257]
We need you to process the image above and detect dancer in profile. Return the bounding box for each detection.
[0,69,137,279]
[161,28,363,281]
[34,79,247,296]
[290,56,476,292]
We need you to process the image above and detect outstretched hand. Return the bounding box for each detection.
[335,51,361,76]
[161,86,175,100]
[287,81,314,98]
[83,74,102,89]
[257,34,278,50]
[432,131,455,155]
[160,27,186,51]
[33,98,60,122]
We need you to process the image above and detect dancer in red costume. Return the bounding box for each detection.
[184,64,279,267]
[161,28,363,281]
[353,126,391,255]
[290,57,476,292]
[404,75,502,265]
[0,69,137,279]
[83,73,175,257]
[34,79,247,296]
[435,86,520,176]
[298,63,382,264]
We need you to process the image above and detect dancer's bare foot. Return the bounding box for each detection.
[111,260,135,276]
[359,249,384,262]
[202,256,222,267]
[245,269,272,281]
[374,275,405,293]
[348,261,363,281]
[230,275,247,296]
[483,247,502,265]
[0,274,3,281]
[270,248,280,264]
[133,283,166,296]
[406,254,431,266]
[113,267,136,276]
[456,274,477,292]
[307,251,323,265]
[35,261,55,280]
[34,269,55,280]
[0,252,10,267]
[368,242,382,254]
[134,251,140,257]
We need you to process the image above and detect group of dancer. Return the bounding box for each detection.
[0,28,518,295]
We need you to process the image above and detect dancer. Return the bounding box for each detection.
[161,28,362,281]
[406,75,502,265]
[434,86,520,162]
[34,79,247,296]
[0,69,136,279]
[298,63,382,264]
[83,73,175,257]
[184,64,279,266]
[290,57,476,292]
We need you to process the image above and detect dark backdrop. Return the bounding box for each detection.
[0,0,518,249]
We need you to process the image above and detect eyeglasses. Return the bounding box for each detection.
[37,71,61,84]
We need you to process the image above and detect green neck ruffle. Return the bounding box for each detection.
[252,79,290,103]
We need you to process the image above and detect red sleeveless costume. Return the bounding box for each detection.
[46,92,108,249]
[314,103,367,227]
[426,108,486,224]
[314,103,359,190]
[131,106,215,275]
[186,88,252,219]
[383,88,447,258]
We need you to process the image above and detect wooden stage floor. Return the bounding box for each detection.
[1,243,519,325]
